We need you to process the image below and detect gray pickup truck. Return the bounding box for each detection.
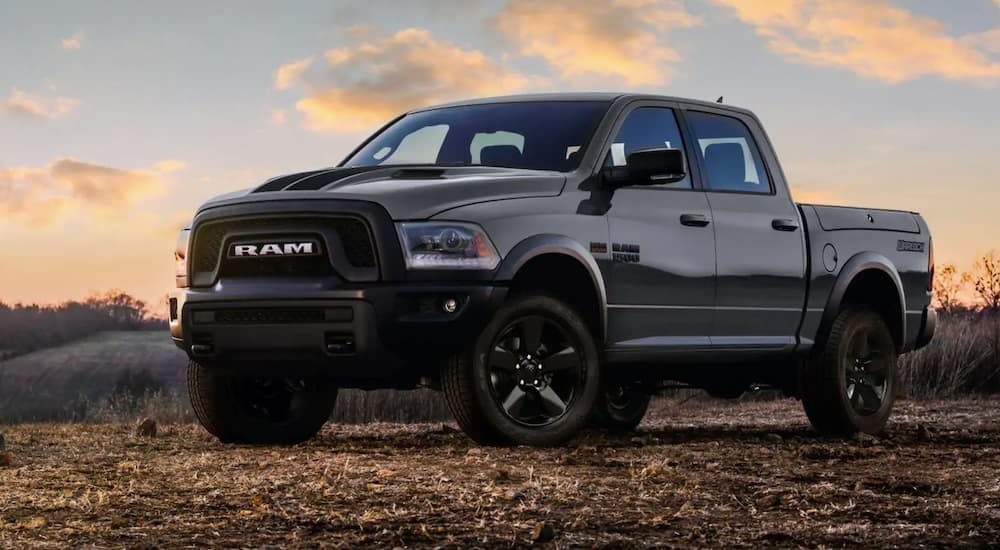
[170,93,935,447]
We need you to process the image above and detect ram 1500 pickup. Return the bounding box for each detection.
[170,93,936,447]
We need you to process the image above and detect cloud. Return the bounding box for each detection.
[0,158,172,227]
[269,108,287,125]
[495,0,700,86]
[152,160,187,173]
[61,31,83,50]
[5,89,81,119]
[966,30,1000,54]
[274,57,313,90]
[278,28,535,132]
[711,0,1000,83]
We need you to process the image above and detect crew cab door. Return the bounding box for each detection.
[603,103,716,351]
[683,108,807,352]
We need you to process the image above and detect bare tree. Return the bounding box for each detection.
[965,251,1000,311]
[85,290,149,327]
[933,263,964,313]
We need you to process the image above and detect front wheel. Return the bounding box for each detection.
[442,293,601,447]
[801,306,898,436]
[187,361,338,444]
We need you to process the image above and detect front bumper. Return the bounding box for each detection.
[169,282,506,387]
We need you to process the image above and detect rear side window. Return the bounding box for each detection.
[687,111,772,194]
[608,107,690,189]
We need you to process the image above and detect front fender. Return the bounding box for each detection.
[495,234,608,341]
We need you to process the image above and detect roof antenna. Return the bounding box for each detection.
[716,96,724,103]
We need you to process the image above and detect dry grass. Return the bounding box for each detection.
[0,399,997,548]
[0,331,185,423]
[899,312,1000,398]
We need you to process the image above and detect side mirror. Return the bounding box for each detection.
[624,148,686,184]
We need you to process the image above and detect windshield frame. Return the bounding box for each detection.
[339,100,612,173]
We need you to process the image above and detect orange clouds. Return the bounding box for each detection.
[273,57,313,90]
[61,31,83,51]
[495,0,700,86]
[279,29,534,132]
[5,89,80,119]
[712,0,1000,83]
[0,158,174,227]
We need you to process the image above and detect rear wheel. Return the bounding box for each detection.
[187,361,338,444]
[801,307,897,436]
[442,293,600,447]
[591,384,650,433]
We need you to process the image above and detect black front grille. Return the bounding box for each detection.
[190,216,376,285]
[220,254,333,279]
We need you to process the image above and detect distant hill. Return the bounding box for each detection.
[0,331,186,422]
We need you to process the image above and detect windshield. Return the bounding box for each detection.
[343,101,609,172]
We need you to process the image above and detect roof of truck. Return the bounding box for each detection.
[411,92,755,117]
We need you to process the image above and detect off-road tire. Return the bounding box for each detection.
[441,353,509,445]
[801,306,898,436]
[442,293,601,447]
[187,361,338,445]
[591,385,651,433]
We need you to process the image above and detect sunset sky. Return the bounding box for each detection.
[2,0,999,309]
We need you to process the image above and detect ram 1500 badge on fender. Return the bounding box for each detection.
[170,94,936,446]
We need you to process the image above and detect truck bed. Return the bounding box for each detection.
[796,203,932,352]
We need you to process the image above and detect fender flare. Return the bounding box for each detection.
[820,251,906,350]
[494,234,608,341]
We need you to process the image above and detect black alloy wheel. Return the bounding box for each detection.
[801,306,898,436]
[591,383,651,432]
[441,293,601,447]
[187,361,338,445]
[486,315,585,428]
[232,377,314,423]
[843,327,890,416]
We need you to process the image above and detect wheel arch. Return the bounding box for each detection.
[495,234,607,343]
[819,252,906,351]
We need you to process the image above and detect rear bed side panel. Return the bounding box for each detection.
[798,204,932,352]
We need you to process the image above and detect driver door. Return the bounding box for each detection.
[604,103,717,353]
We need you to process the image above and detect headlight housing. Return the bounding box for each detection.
[175,228,190,288]
[397,222,500,270]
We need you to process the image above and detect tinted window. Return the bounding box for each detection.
[608,107,690,189]
[687,111,771,194]
[344,101,609,172]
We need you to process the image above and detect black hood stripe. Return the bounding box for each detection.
[252,166,385,193]
[253,169,329,193]
[286,167,382,190]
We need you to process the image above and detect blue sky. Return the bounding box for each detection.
[1,0,999,306]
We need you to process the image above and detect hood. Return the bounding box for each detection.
[202,166,566,219]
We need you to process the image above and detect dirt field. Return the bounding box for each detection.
[1,399,998,548]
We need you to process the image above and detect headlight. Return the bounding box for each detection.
[175,228,190,288]
[397,222,500,270]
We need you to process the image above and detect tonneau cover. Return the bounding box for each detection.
[807,204,920,234]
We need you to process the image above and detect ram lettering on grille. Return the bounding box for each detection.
[230,242,317,258]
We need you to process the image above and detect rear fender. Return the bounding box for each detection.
[819,252,906,351]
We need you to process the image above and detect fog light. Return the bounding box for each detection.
[442,298,459,314]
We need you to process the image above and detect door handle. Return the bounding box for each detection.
[771,218,799,232]
[680,213,710,227]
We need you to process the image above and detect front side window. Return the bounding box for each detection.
[344,101,609,172]
[608,107,691,189]
[687,111,772,194]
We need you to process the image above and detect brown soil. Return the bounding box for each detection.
[1,398,998,548]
